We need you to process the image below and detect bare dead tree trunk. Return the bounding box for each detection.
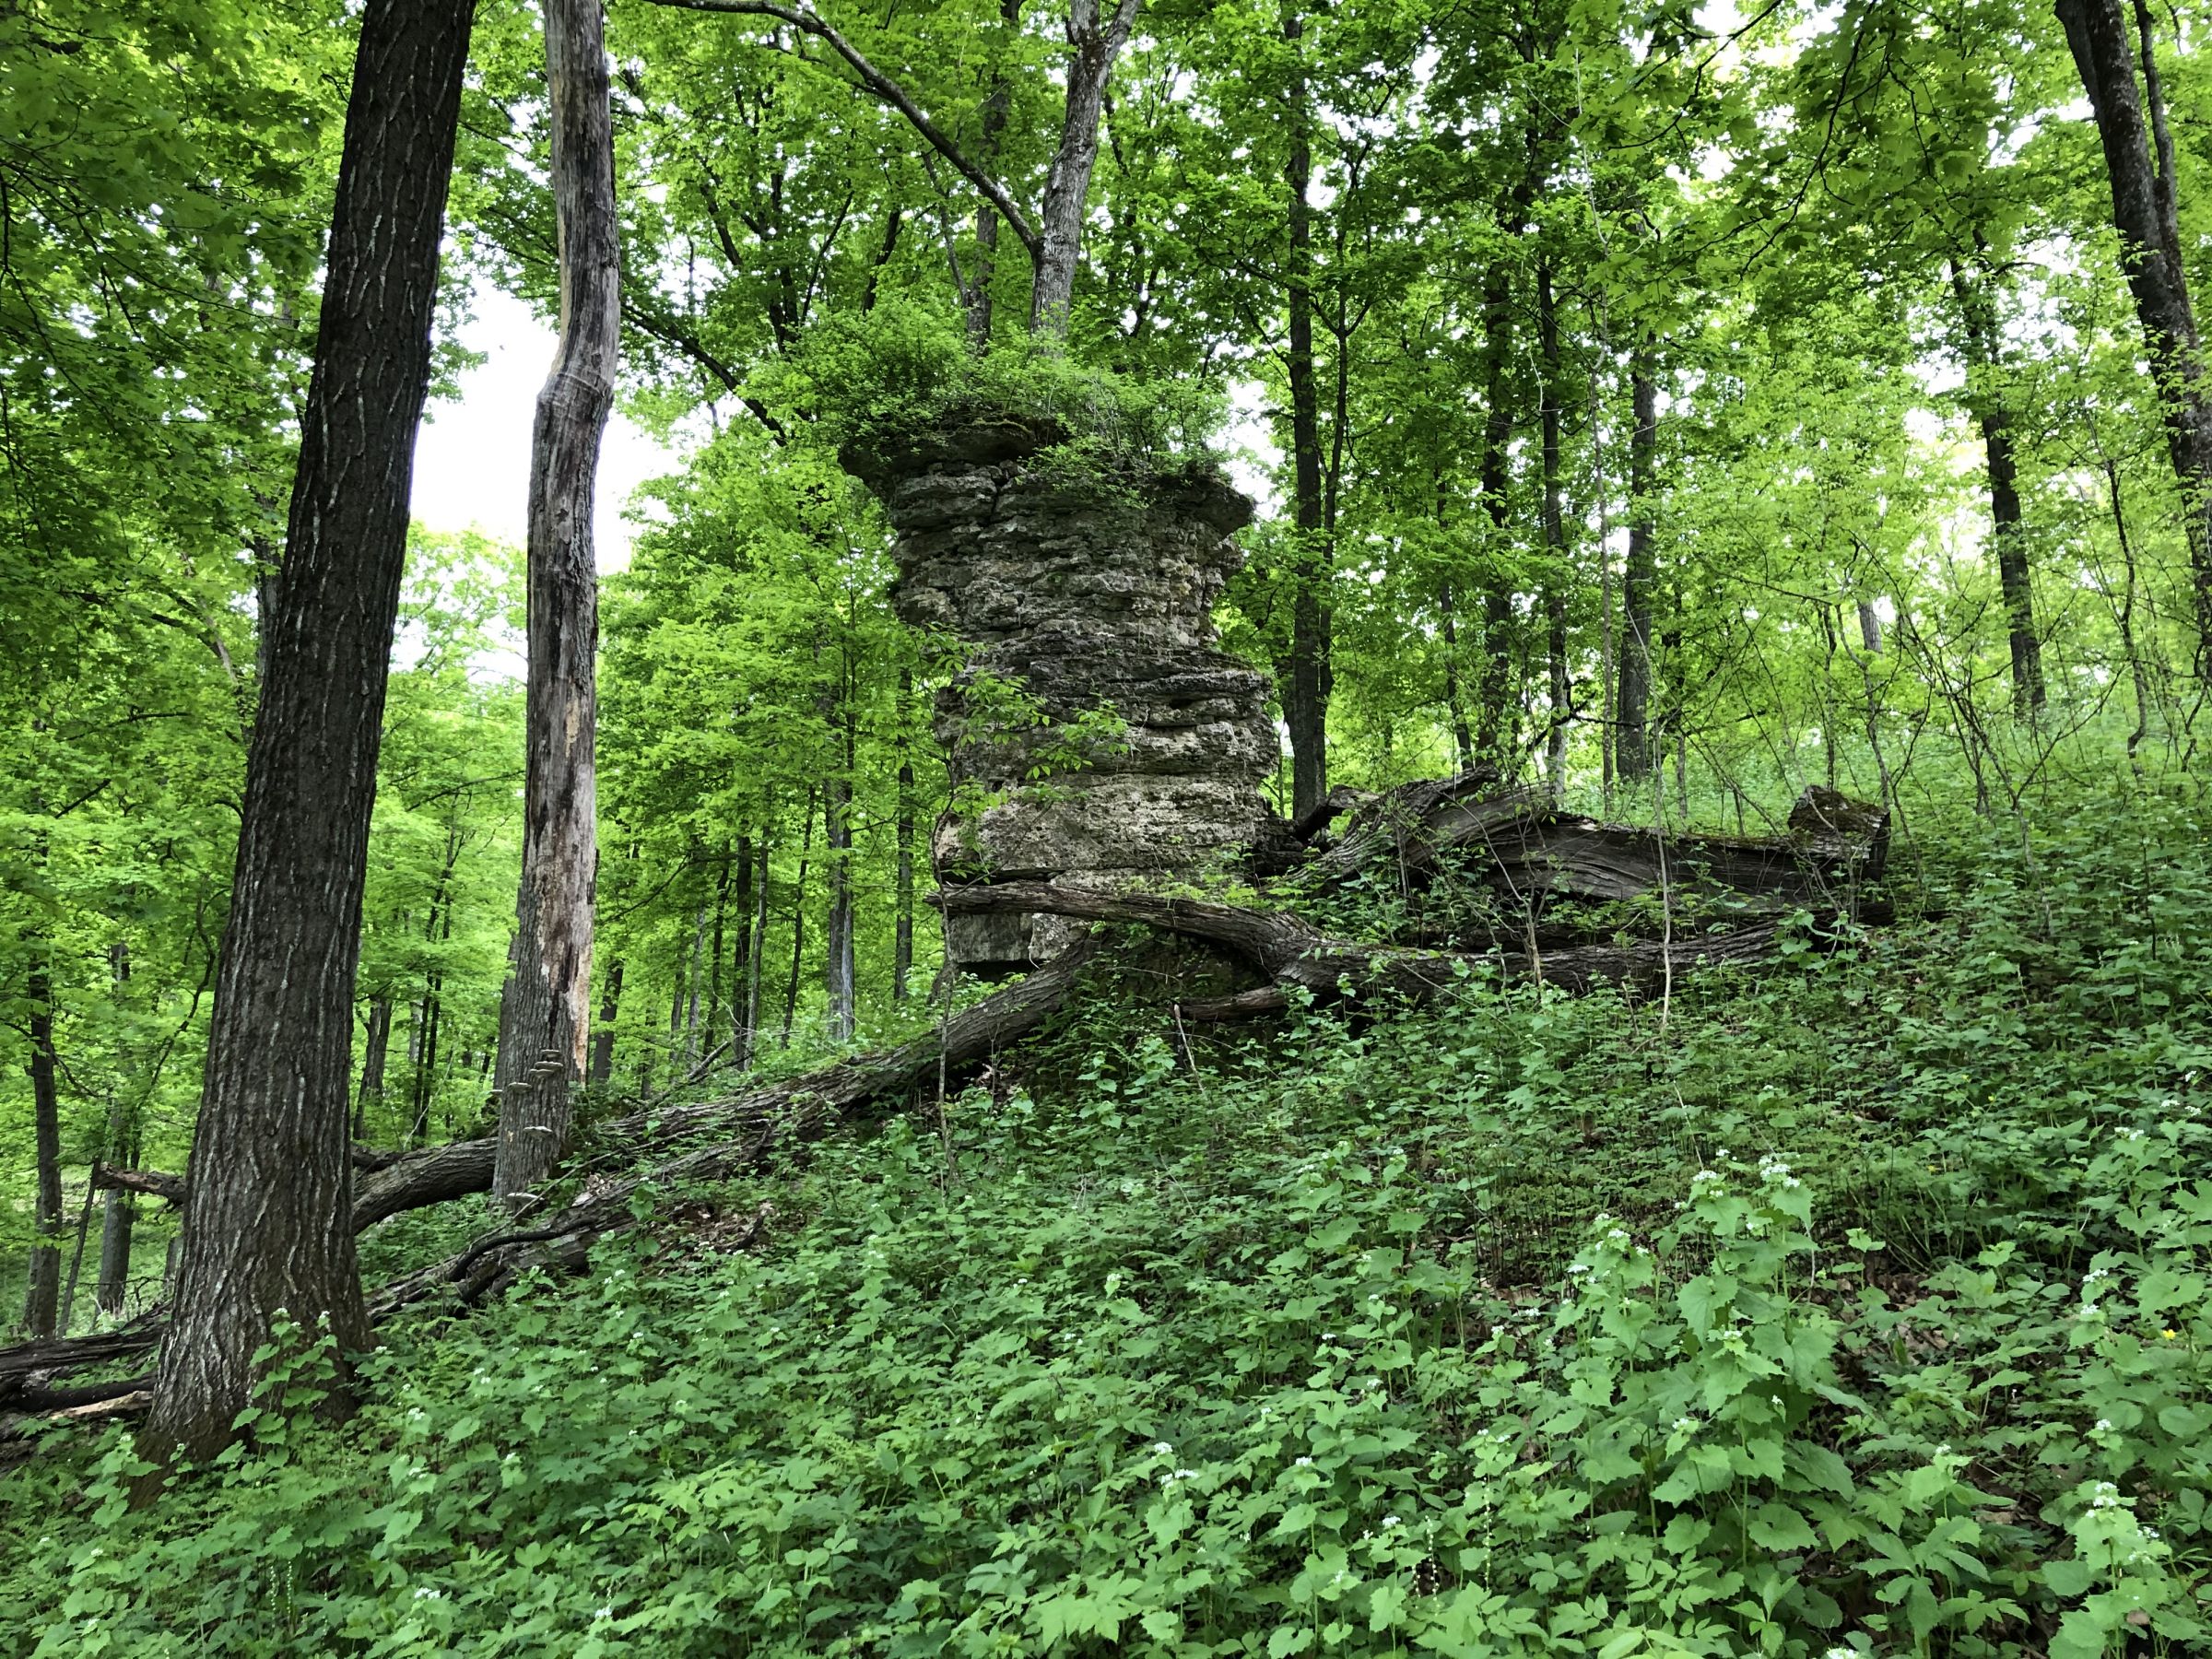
[2055,0,2212,653]
[135,0,475,1478]
[1618,355,1658,781]
[1950,258,2043,711]
[1029,0,1140,333]
[495,0,618,1203]
[20,952,61,1339]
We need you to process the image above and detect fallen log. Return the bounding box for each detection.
[1287,775,1888,912]
[379,935,1107,1312]
[0,936,1109,1397]
[938,881,1847,1006]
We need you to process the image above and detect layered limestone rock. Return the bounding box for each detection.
[847,417,1277,972]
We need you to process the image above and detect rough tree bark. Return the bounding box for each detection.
[1280,3,1331,818]
[1950,258,2043,712]
[20,953,61,1339]
[1618,356,1658,780]
[1030,0,1141,333]
[2053,0,2212,652]
[495,0,619,1204]
[135,0,477,1476]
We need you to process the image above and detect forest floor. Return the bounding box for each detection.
[3,785,2209,1657]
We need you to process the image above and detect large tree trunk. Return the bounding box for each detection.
[1618,356,1658,780]
[1279,5,1331,818]
[2054,0,2212,651]
[495,0,618,1203]
[1950,259,2043,711]
[135,0,475,1477]
[20,954,61,1340]
[1029,0,1140,333]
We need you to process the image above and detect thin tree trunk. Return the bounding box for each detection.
[137,0,474,1477]
[1537,260,1571,796]
[1029,0,1141,333]
[20,952,61,1339]
[893,676,916,1002]
[1950,259,2043,710]
[704,846,731,1041]
[1473,256,1517,764]
[96,940,135,1316]
[355,995,393,1140]
[495,0,619,1202]
[782,789,817,1047]
[1857,601,1882,654]
[2055,0,2212,652]
[681,896,708,1063]
[729,835,755,1063]
[587,959,622,1085]
[1618,355,1659,781]
[745,832,769,1059]
[1281,6,1330,817]
[968,0,1023,347]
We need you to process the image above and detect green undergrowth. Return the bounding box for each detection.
[4,789,2211,1656]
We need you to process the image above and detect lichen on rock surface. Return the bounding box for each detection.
[846,415,1277,973]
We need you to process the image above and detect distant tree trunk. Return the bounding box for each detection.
[1439,579,1477,772]
[1618,355,1659,781]
[1950,259,2043,711]
[1537,261,1571,795]
[97,940,136,1316]
[679,897,708,1064]
[825,775,855,1043]
[1473,256,1518,765]
[20,952,62,1339]
[968,0,1023,347]
[782,789,817,1047]
[1030,0,1141,333]
[354,995,393,1139]
[704,846,731,1039]
[137,0,474,1477]
[587,959,621,1085]
[1280,6,1330,818]
[729,836,755,1062]
[1857,601,1882,654]
[893,677,916,1002]
[2054,0,2212,652]
[495,0,618,1203]
[745,833,769,1056]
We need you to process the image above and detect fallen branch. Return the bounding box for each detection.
[90,1166,185,1206]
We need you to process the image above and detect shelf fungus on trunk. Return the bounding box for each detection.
[846,415,1278,974]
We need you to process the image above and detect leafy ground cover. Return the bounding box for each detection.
[3,785,2208,1657]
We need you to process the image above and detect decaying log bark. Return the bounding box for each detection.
[91,1167,186,1206]
[1288,775,1888,911]
[937,882,1842,1007]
